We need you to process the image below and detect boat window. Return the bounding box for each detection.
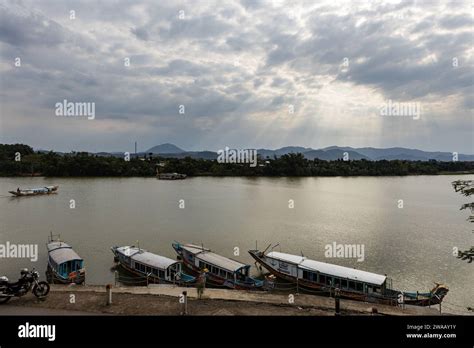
[319,275,326,284]
[348,281,355,290]
[356,283,363,292]
[199,261,205,269]
[152,268,159,276]
[334,278,341,288]
[326,277,332,286]
[134,262,140,270]
[140,264,146,272]
[159,270,165,278]
[303,270,310,280]
[219,269,226,278]
[146,266,152,274]
[341,279,348,288]
[212,266,219,275]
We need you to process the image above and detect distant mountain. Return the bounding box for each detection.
[146,143,185,154]
[304,149,370,161]
[157,151,218,160]
[323,146,474,161]
[57,143,473,161]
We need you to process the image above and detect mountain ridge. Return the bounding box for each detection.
[141,144,474,161]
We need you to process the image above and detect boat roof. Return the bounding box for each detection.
[267,251,386,286]
[116,246,177,270]
[181,244,247,272]
[47,242,83,265]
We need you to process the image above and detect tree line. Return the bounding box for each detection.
[1,143,473,177]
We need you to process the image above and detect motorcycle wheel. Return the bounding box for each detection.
[33,281,50,298]
[0,295,11,304]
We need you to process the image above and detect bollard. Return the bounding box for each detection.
[334,288,340,316]
[106,284,113,305]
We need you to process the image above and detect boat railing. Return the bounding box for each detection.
[47,232,62,244]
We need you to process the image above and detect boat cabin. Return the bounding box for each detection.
[176,243,251,281]
[265,251,387,294]
[47,241,84,280]
[113,246,183,282]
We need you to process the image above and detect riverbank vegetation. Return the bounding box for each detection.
[1,144,473,177]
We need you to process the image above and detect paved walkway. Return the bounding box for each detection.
[50,284,440,316]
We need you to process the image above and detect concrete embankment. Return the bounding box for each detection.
[0,284,441,316]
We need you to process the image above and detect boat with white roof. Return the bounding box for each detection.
[46,233,85,284]
[111,245,195,285]
[172,242,263,290]
[249,245,449,306]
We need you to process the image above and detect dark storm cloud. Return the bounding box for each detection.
[0,0,472,153]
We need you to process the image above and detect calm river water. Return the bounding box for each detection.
[0,176,472,314]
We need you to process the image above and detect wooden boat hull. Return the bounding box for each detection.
[9,191,57,197]
[46,265,85,285]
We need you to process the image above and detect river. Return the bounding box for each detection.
[0,175,472,314]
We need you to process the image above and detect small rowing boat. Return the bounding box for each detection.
[9,185,58,197]
[249,246,449,306]
[111,245,195,285]
[172,242,263,290]
[46,233,85,285]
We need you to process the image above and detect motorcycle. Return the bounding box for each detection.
[0,268,50,304]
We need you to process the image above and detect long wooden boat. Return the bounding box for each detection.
[9,185,58,197]
[249,248,449,306]
[111,245,195,285]
[46,234,85,284]
[172,242,263,290]
[157,173,187,180]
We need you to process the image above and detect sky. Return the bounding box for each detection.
[0,0,472,153]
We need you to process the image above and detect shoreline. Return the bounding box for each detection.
[1,171,473,178]
[0,284,445,316]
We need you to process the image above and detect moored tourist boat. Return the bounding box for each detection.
[46,234,85,284]
[9,185,59,197]
[172,242,263,290]
[157,172,187,180]
[111,245,195,284]
[249,247,449,306]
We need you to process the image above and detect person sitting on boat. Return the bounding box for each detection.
[17,187,20,193]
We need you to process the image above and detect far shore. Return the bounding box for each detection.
[2,171,474,179]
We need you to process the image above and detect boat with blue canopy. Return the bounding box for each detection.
[46,234,85,284]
